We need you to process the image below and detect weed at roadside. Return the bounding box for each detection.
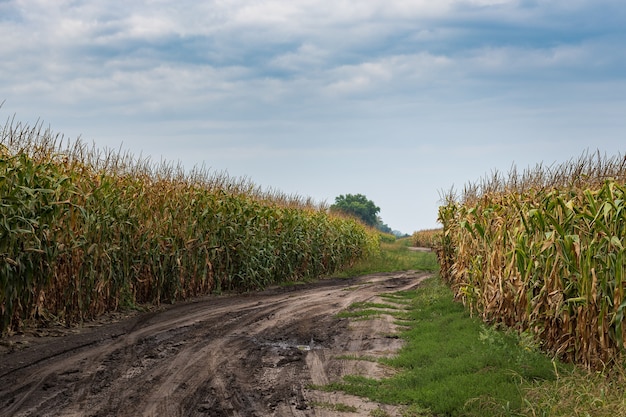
[334,241,439,277]
[521,366,626,417]
[331,275,568,416]
[312,401,358,413]
[370,407,392,417]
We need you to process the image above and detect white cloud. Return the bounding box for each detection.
[324,53,453,96]
[462,0,514,4]
[1,0,625,232]
[269,43,329,72]
[467,46,578,72]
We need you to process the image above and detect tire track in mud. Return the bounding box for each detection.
[0,271,430,417]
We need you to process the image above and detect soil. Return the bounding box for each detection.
[0,270,431,417]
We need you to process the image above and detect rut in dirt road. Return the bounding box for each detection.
[0,271,431,417]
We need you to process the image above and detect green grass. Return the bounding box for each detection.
[520,367,626,416]
[337,301,407,320]
[326,236,626,416]
[348,302,401,310]
[328,276,570,416]
[312,401,358,413]
[336,309,386,320]
[369,409,392,417]
[334,238,439,277]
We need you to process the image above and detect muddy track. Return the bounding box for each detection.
[0,271,431,417]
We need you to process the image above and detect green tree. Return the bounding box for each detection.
[330,194,380,227]
[376,216,393,234]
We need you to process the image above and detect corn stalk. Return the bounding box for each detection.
[438,152,626,368]
[0,116,380,334]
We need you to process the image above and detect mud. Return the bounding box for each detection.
[0,271,431,417]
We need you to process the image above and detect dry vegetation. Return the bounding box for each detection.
[0,117,379,335]
[437,151,626,368]
[411,228,442,248]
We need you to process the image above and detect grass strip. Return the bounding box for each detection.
[311,401,358,413]
[328,274,570,416]
[331,240,626,416]
[334,238,439,278]
[520,366,626,417]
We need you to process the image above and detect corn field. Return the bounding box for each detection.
[437,151,626,368]
[411,228,442,248]
[0,117,379,335]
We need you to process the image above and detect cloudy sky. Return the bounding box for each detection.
[1,0,625,233]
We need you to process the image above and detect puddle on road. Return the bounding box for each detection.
[263,340,317,352]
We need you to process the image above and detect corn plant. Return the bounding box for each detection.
[0,115,380,334]
[411,228,442,248]
[438,151,626,368]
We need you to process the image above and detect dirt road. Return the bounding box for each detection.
[0,271,430,417]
